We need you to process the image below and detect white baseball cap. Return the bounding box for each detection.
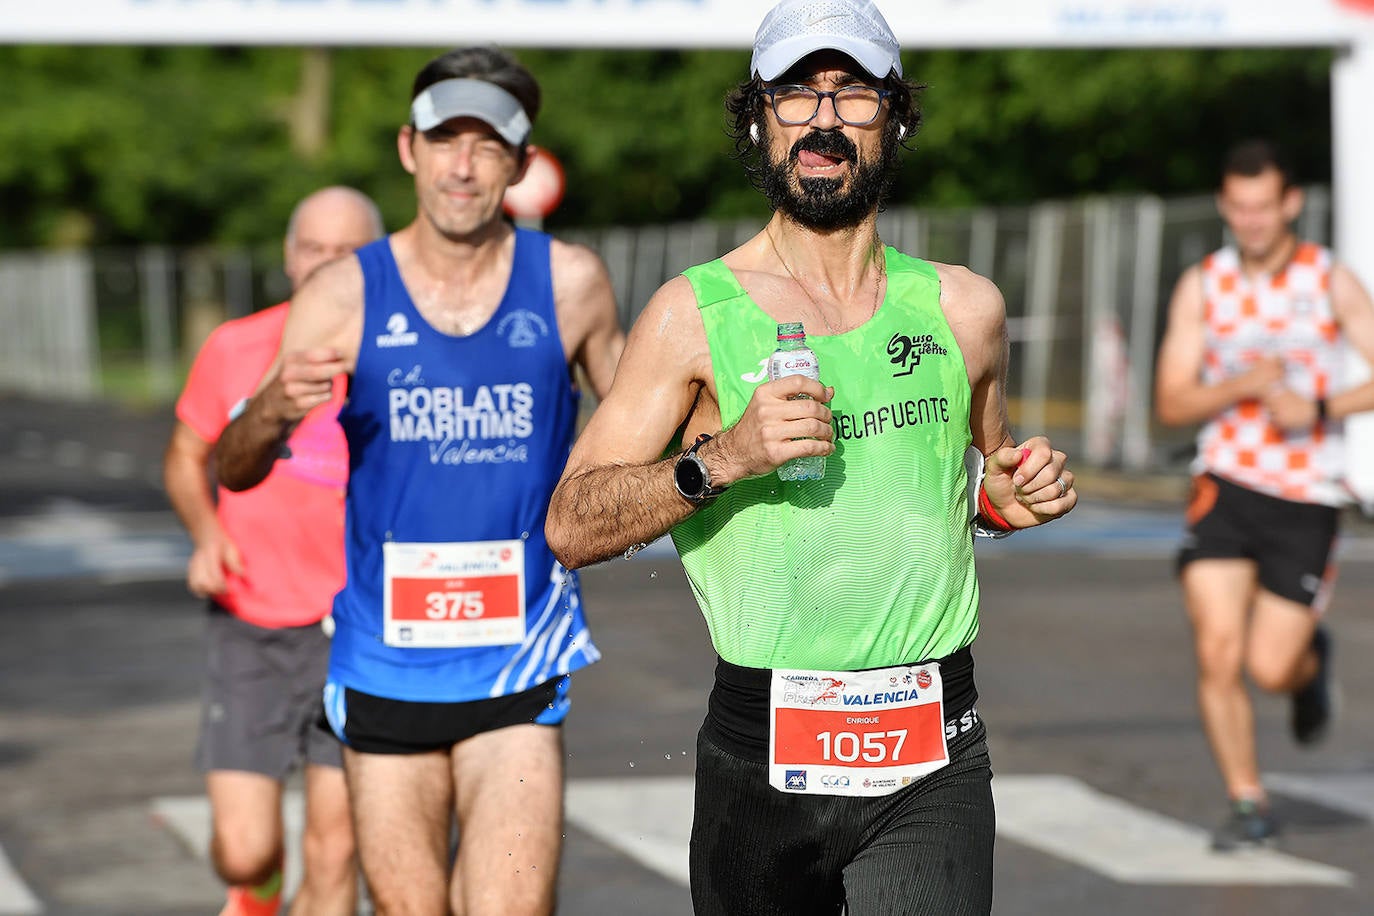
[750,0,902,82]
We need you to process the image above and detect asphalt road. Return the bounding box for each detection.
[1,394,1371,915]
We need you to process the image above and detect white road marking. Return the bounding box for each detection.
[150,793,306,901]
[151,782,696,897]
[0,505,189,583]
[993,774,1353,886]
[562,774,1355,888]
[0,843,42,914]
[43,771,1368,912]
[565,777,693,886]
[1265,771,1374,821]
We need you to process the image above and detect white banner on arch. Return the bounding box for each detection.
[0,0,1371,47]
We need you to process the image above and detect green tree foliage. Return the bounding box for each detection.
[518,48,763,226]
[0,44,1331,249]
[902,47,1332,208]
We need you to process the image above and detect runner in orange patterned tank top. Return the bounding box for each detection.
[1196,241,1344,504]
[1155,139,1374,852]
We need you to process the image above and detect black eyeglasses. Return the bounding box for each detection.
[761,84,891,127]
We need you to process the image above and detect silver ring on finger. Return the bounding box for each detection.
[1057,477,1068,497]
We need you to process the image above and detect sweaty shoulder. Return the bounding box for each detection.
[548,237,617,359]
[303,249,366,303]
[930,262,1005,331]
[637,274,703,334]
[549,238,611,301]
[925,263,1005,388]
[626,274,711,383]
[280,251,366,361]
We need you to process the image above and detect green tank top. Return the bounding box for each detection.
[671,248,980,670]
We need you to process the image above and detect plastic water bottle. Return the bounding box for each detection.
[767,322,825,481]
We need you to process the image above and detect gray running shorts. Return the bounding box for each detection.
[195,603,342,777]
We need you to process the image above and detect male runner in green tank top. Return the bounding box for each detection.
[547,1,1077,912]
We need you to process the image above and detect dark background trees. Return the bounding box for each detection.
[0,45,1332,249]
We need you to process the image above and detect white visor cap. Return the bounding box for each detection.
[410,78,532,146]
[751,0,902,82]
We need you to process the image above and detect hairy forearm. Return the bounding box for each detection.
[547,459,696,569]
[215,401,292,492]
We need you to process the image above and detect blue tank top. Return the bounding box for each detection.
[330,229,599,702]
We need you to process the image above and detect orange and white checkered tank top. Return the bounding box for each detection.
[1193,242,1345,506]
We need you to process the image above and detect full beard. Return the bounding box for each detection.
[758,128,898,231]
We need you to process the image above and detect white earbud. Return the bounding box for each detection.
[896,123,907,140]
[749,122,760,144]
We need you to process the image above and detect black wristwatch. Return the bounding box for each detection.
[673,433,727,505]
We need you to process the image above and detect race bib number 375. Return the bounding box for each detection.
[383,540,525,648]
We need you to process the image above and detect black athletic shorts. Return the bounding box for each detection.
[323,675,569,755]
[1177,472,1339,609]
[690,648,994,916]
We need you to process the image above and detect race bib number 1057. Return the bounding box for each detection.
[768,662,949,797]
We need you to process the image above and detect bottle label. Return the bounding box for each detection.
[768,345,827,480]
[769,349,820,382]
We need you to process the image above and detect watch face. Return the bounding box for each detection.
[676,456,707,497]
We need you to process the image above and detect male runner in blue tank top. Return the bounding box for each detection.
[215,46,625,916]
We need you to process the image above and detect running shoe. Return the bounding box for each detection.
[1291,625,1333,746]
[1210,798,1279,851]
[218,872,282,916]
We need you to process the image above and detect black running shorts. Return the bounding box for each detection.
[689,650,994,916]
[1177,472,1339,609]
[324,675,569,755]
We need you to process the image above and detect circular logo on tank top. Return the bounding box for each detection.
[497,310,550,348]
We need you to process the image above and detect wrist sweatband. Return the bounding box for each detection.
[977,483,1015,533]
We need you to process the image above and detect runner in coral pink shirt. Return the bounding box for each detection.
[162,186,382,916]
[176,301,348,628]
